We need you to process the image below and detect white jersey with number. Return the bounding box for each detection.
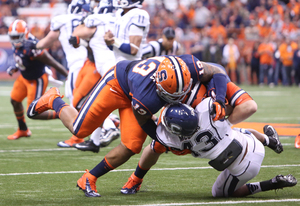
[84,13,116,76]
[156,97,265,197]
[51,14,87,72]
[142,39,181,59]
[113,8,150,62]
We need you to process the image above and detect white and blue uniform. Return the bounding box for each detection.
[113,8,150,62]
[50,14,87,104]
[84,13,116,76]
[156,97,265,197]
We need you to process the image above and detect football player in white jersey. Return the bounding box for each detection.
[34,0,91,147]
[67,0,120,152]
[104,0,150,62]
[142,27,183,59]
[153,99,297,197]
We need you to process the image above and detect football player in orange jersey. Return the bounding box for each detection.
[7,19,68,140]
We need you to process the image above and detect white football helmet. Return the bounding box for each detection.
[113,0,143,9]
[95,0,115,14]
[68,0,91,16]
[8,19,29,47]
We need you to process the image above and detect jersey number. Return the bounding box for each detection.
[132,56,165,76]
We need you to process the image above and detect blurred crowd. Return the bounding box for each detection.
[1,0,300,86]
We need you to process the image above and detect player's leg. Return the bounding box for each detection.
[8,76,31,140]
[121,140,166,194]
[77,98,148,197]
[26,73,59,120]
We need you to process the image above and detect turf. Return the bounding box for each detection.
[0,81,300,206]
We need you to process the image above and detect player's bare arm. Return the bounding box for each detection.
[34,50,68,77]
[129,35,142,55]
[36,30,60,49]
[73,24,96,40]
[200,62,226,82]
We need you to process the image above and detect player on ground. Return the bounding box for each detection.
[68,0,120,152]
[27,54,231,197]
[142,27,183,59]
[7,19,68,140]
[150,100,297,197]
[120,62,283,195]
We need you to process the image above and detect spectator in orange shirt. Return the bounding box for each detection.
[208,18,227,41]
[257,36,275,86]
[30,22,44,40]
[278,37,298,86]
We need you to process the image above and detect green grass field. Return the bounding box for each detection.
[0,81,300,206]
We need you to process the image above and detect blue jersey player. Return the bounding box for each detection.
[7,19,68,140]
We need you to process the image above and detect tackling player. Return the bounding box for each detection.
[7,19,68,140]
[149,100,296,197]
[27,54,231,197]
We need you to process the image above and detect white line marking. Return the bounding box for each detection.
[0,164,299,176]
[114,199,300,206]
[0,148,77,153]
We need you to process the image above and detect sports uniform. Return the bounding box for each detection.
[158,98,264,196]
[112,7,150,62]
[11,35,48,111]
[142,39,181,59]
[50,14,88,105]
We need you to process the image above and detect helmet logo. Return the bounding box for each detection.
[157,69,167,83]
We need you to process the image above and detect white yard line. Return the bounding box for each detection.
[0,164,299,176]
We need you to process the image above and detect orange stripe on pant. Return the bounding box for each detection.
[73,59,101,110]
[73,74,147,154]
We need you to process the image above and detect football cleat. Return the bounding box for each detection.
[120,173,143,195]
[295,134,300,149]
[77,169,100,197]
[7,129,31,140]
[263,125,283,154]
[57,135,84,148]
[271,174,297,189]
[27,87,63,118]
[99,128,120,148]
[74,139,100,153]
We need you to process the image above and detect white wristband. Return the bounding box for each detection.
[79,39,88,47]
[113,37,122,48]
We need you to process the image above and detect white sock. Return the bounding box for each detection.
[103,117,116,130]
[90,127,103,146]
[247,182,262,194]
[264,134,270,146]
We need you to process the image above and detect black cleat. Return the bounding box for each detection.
[100,128,120,148]
[263,125,283,154]
[74,139,100,153]
[271,174,297,189]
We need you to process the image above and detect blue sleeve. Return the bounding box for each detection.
[213,73,227,102]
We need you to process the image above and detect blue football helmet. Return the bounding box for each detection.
[113,0,144,9]
[96,0,115,14]
[68,0,91,15]
[161,103,198,137]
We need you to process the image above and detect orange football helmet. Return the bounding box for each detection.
[155,56,192,103]
[8,19,29,47]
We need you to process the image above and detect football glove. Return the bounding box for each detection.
[168,147,191,156]
[210,99,226,121]
[7,66,18,76]
[68,36,80,48]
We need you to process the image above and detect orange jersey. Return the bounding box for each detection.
[279,42,298,66]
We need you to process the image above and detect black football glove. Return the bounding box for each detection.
[210,99,226,121]
[69,36,80,48]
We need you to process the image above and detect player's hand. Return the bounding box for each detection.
[7,66,18,76]
[68,36,80,48]
[168,147,191,156]
[210,99,226,121]
[104,30,114,46]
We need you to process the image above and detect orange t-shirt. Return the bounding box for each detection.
[258,43,274,65]
[279,42,298,66]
